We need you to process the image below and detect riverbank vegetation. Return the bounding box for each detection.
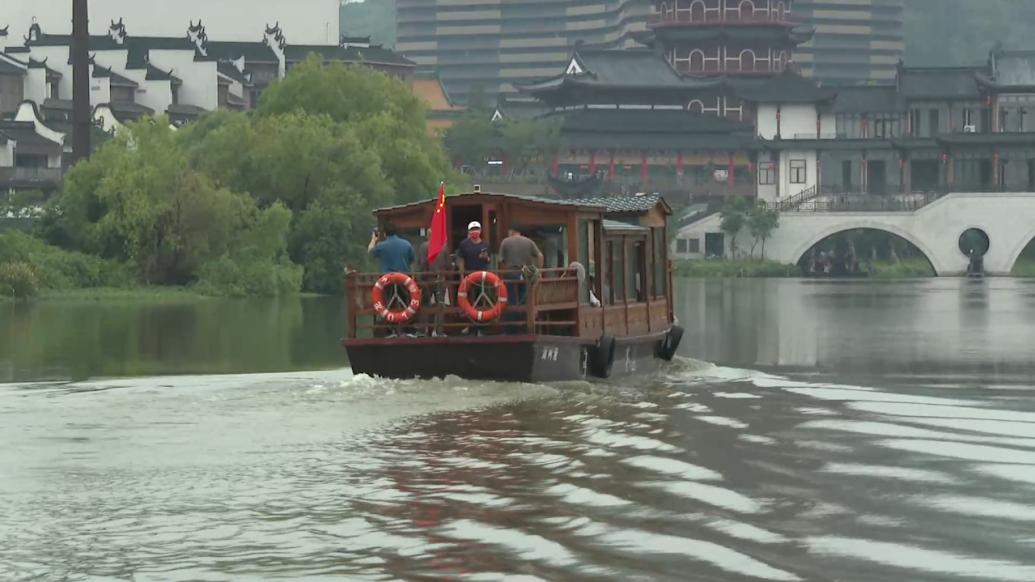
[676,259,797,279]
[1,57,457,300]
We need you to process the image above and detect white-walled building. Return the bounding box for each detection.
[0,10,414,193]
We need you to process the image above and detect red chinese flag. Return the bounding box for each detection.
[427,182,447,264]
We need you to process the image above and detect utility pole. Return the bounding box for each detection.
[71,0,91,163]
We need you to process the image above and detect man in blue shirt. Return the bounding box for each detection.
[457,221,491,273]
[368,224,415,273]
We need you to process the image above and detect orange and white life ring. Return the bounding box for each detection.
[457,271,509,323]
[371,273,422,325]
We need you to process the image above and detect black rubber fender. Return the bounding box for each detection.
[590,335,616,378]
[657,325,684,362]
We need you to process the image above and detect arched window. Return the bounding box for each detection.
[688,100,705,114]
[689,49,706,73]
[740,49,756,73]
[690,0,707,23]
[739,0,755,21]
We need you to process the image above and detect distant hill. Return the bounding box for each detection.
[340,0,396,48]
[904,0,1035,66]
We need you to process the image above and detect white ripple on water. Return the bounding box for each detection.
[973,464,1035,486]
[714,392,763,399]
[545,483,632,507]
[621,454,723,481]
[582,524,800,581]
[906,417,1035,439]
[912,495,1035,522]
[820,463,957,485]
[850,401,1035,423]
[739,435,777,445]
[642,480,765,514]
[703,517,790,545]
[441,519,577,568]
[806,536,1035,582]
[800,420,1035,449]
[878,439,1035,465]
[582,427,683,453]
[696,415,749,429]
[779,387,981,406]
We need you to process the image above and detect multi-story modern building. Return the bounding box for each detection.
[793,0,905,84]
[395,0,651,104]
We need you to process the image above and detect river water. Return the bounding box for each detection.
[3,279,1035,581]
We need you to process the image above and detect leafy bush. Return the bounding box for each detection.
[193,257,303,298]
[0,231,130,290]
[676,259,797,278]
[0,262,40,298]
[870,259,935,279]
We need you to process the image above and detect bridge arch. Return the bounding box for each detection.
[1004,225,1035,274]
[790,222,942,274]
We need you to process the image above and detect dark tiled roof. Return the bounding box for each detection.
[166,104,209,116]
[102,101,155,123]
[146,64,181,84]
[284,44,415,67]
[42,98,73,112]
[27,58,62,79]
[568,193,663,214]
[216,61,249,85]
[832,85,904,113]
[93,66,138,87]
[29,33,121,50]
[0,121,61,149]
[898,67,984,100]
[0,25,8,37]
[732,71,837,104]
[983,51,1035,89]
[557,108,752,135]
[0,55,25,75]
[937,132,1035,147]
[204,41,278,63]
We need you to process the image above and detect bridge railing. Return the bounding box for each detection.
[785,191,949,213]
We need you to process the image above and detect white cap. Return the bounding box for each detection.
[468,221,482,230]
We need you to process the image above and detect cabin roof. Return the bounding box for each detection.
[565,193,670,215]
[602,219,649,233]
[374,191,608,215]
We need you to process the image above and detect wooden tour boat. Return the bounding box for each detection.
[342,189,683,382]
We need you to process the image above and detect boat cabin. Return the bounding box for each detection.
[344,190,673,341]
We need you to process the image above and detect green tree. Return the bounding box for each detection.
[748,203,780,259]
[444,113,495,173]
[720,197,753,259]
[257,57,453,203]
[499,118,561,177]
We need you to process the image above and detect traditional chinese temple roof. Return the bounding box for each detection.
[547,108,757,151]
[978,50,1035,91]
[830,85,903,113]
[898,66,984,100]
[517,48,709,93]
[730,70,837,104]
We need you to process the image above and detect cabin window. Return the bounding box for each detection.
[758,162,775,185]
[608,240,625,304]
[632,240,647,302]
[789,159,807,184]
[652,228,667,298]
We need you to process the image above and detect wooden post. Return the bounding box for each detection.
[345,272,358,339]
[526,279,538,336]
[72,0,91,163]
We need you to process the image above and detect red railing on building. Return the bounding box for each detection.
[647,10,803,27]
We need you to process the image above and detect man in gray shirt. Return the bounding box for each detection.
[499,226,543,327]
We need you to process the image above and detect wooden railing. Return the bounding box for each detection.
[344,268,583,338]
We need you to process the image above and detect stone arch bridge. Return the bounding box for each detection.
[677,193,1035,276]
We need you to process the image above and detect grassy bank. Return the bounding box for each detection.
[676,259,798,278]
[37,287,210,302]
[869,258,936,279]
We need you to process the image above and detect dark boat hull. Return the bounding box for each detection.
[343,333,669,383]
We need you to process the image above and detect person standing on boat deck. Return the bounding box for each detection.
[499,226,543,334]
[457,221,491,273]
[417,235,449,337]
[368,223,415,274]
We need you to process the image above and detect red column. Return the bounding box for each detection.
[608,151,616,181]
[551,156,559,177]
[676,152,685,178]
[641,152,649,182]
[588,150,597,175]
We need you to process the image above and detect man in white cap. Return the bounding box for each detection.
[457,220,491,274]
